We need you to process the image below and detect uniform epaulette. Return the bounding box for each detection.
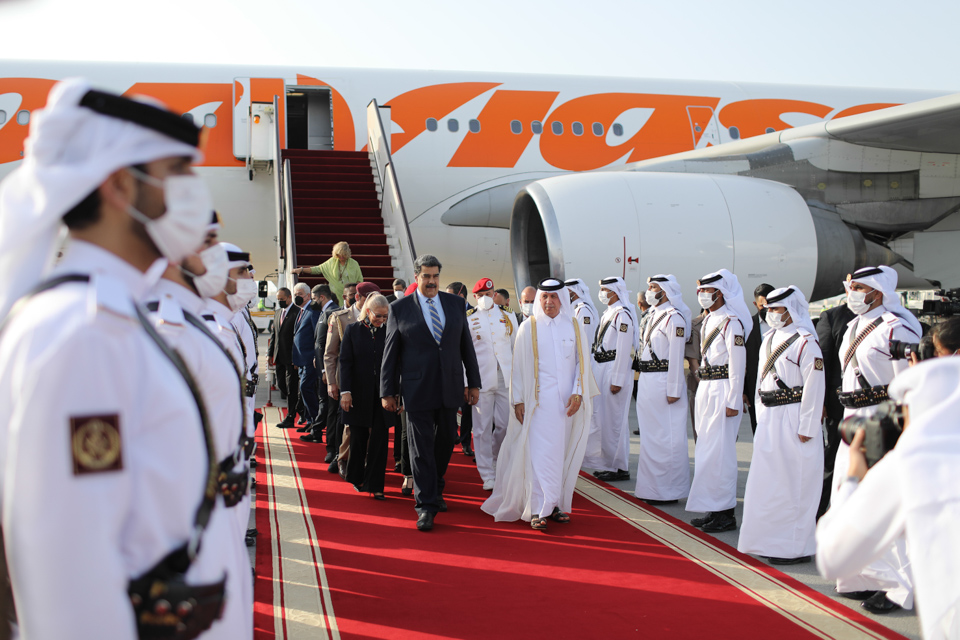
[498,304,510,312]
[92,273,138,321]
[466,307,477,317]
[797,327,814,337]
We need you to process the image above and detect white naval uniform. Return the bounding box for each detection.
[467,304,517,485]
[0,241,209,638]
[633,302,690,501]
[147,280,253,639]
[583,301,636,473]
[738,326,824,559]
[686,305,746,513]
[830,306,918,603]
[573,300,599,346]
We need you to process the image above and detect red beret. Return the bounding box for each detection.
[404,282,418,296]
[472,278,494,294]
[356,282,381,297]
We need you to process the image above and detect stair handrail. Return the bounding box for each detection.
[367,99,417,283]
[283,158,297,284]
[271,95,287,284]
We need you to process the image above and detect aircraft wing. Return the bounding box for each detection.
[822,93,960,154]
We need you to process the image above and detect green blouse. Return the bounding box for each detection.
[308,257,363,302]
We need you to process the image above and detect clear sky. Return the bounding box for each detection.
[0,0,956,91]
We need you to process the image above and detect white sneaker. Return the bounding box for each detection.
[482,480,495,491]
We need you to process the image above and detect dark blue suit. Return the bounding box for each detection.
[293,302,322,423]
[381,290,481,514]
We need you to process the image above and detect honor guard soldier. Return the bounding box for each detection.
[686,269,751,533]
[829,265,921,612]
[737,286,824,566]
[467,278,517,490]
[565,278,599,344]
[0,80,228,638]
[633,275,692,505]
[583,277,638,482]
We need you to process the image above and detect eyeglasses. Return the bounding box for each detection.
[373,313,389,320]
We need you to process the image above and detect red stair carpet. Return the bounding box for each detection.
[253,407,904,640]
[283,149,396,293]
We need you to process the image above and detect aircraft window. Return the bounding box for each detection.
[510,120,523,134]
[448,118,459,132]
[592,122,604,136]
[612,122,623,136]
[469,119,481,133]
[728,126,740,140]
[765,127,775,134]
[204,114,217,128]
[572,121,584,136]
[531,120,543,134]
[0,110,5,125]
[426,118,438,132]
[551,121,563,135]
[16,110,29,126]
[181,113,195,125]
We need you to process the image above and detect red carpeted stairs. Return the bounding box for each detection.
[283,149,397,293]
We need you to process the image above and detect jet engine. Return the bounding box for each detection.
[510,171,897,307]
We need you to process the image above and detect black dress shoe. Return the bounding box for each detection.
[632,429,640,435]
[437,496,448,512]
[765,555,812,565]
[394,461,402,472]
[835,589,879,601]
[324,451,335,463]
[701,513,737,533]
[297,417,308,427]
[595,471,617,481]
[246,528,258,537]
[643,499,679,506]
[461,443,474,457]
[614,469,630,481]
[277,419,296,429]
[249,458,258,468]
[689,513,715,528]
[300,433,322,443]
[296,425,311,433]
[591,470,604,477]
[861,592,901,614]
[327,458,339,473]
[416,512,434,531]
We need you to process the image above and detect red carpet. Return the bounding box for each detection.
[254,408,905,640]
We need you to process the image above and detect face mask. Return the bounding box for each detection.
[394,290,404,300]
[227,278,258,312]
[847,290,871,315]
[766,311,786,330]
[294,295,304,307]
[598,291,611,305]
[758,307,768,321]
[698,291,718,309]
[185,243,228,299]
[278,299,289,309]
[521,303,534,317]
[477,295,495,311]
[645,290,662,306]
[127,169,213,263]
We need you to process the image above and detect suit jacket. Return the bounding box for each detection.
[271,305,299,366]
[292,303,322,367]
[339,321,387,426]
[380,291,481,411]
[817,303,857,421]
[744,314,762,401]
[314,301,340,375]
[268,306,282,360]
[324,306,360,386]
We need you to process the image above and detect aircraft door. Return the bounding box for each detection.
[233,77,287,158]
[687,106,721,149]
[286,87,333,150]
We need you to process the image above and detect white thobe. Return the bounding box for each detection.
[467,305,516,484]
[583,301,636,473]
[738,326,824,559]
[482,314,598,521]
[0,241,208,638]
[147,280,253,639]
[830,306,918,602]
[634,303,690,501]
[686,305,746,513]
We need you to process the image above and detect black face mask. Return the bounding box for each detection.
[278,299,289,309]
[294,295,304,306]
[758,307,768,321]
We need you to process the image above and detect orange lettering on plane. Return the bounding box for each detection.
[833,103,899,119]
[387,82,500,153]
[0,78,57,164]
[718,99,832,138]
[539,93,721,170]
[448,90,559,168]
[296,75,355,151]
[124,83,243,167]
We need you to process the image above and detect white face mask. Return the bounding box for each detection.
[847,290,872,315]
[394,290,404,300]
[227,277,258,312]
[698,291,719,310]
[766,311,787,330]
[185,244,229,299]
[127,169,213,264]
[645,289,662,306]
[477,295,495,311]
[521,302,534,317]
[598,290,611,305]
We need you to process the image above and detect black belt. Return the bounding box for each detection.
[759,387,804,407]
[636,360,669,373]
[244,372,259,397]
[594,349,616,364]
[217,455,249,508]
[698,364,728,380]
[837,385,889,409]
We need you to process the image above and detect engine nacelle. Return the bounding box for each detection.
[510,171,896,308]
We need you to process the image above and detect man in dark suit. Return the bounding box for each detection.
[274,286,302,428]
[292,284,325,430]
[815,301,856,519]
[268,287,292,400]
[743,283,774,434]
[302,285,339,443]
[382,255,482,531]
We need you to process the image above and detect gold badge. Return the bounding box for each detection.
[814,357,824,371]
[676,327,685,338]
[734,335,745,347]
[619,323,628,332]
[584,317,591,324]
[70,414,123,475]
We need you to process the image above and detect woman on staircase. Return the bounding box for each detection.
[293,240,363,302]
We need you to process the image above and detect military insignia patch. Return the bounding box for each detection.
[70,414,123,475]
[734,335,745,347]
[814,358,824,371]
[676,327,685,338]
[619,323,628,332]
[584,317,591,324]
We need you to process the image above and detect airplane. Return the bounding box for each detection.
[2,60,958,311]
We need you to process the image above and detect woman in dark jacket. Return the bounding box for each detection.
[339,294,392,499]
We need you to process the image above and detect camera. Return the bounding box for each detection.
[839,400,904,468]
[921,288,960,317]
[889,336,935,361]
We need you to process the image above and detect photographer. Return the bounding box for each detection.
[932,316,960,358]
[816,358,960,639]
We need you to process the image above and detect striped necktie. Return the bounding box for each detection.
[427,298,443,344]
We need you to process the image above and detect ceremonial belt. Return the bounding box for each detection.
[593,309,626,364]
[699,318,729,367]
[758,333,804,406]
[698,364,729,380]
[838,318,888,408]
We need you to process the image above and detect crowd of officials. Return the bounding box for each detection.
[0,80,957,640]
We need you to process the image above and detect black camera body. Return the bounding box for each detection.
[889,336,935,361]
[838,400,904,468]
[921,288,960,317]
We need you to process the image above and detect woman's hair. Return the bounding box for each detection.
[332,241,351,260]
[359,293,389,322]
[933,316,960,353]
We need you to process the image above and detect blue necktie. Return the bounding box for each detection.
[427,298,443,344]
